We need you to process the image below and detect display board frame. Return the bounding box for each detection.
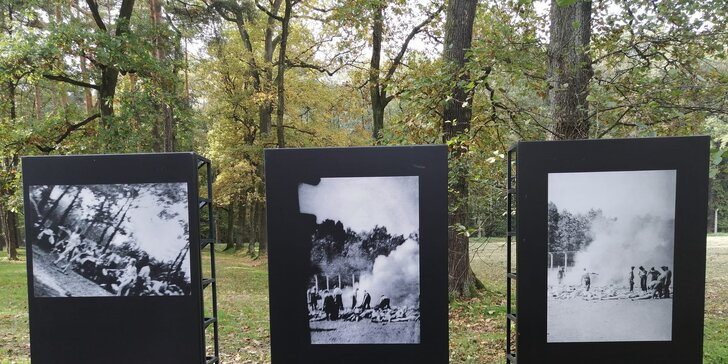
[514,136,709,363]
[265,145,448,363]
[22,153,206,364]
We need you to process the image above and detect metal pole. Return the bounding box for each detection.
[326,276,329,290]
[338,274,341,288]
[314,275,319,290]
[715,208,719,234]
[549,253,553,269]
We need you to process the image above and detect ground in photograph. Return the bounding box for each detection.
[310,320,420,344]
[547,298,672,342]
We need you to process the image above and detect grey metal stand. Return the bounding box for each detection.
[197,155,220,364]
[506,144,517,363]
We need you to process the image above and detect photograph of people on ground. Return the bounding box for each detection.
[28,183,192,297]
[546,170,676,343]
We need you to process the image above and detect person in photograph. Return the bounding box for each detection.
[639,266,648,291]
[581,269,593,291]
[359,290,371,309]
[62,243,98,274]
[649,267,660,284]
[308,287,319,311]
[137,259,152,292]
[629,266,635,292]
[557,266,565,285]
[148,280,169,296]
[333,285,344,311]
[661,266,672,298]
[322,290,338,320]
[376,295,391,310]
[116,258,139,296]
[351,288,359,309]
[652,272,665,299]
[36,224,57,249]
[52,227,83,267]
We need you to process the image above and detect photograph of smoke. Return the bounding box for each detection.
[547,170,676,343]
[298,176,420,344]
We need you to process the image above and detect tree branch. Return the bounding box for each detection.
[283,124,315,136]
[285,59,344,76]
[43,74,100,89]
[116,0,136,36]
[85,0,108,31]
[383,4,444,85]
[34,113,102,153]
[255,0,283,21]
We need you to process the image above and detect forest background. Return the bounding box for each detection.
[0,0,727,361]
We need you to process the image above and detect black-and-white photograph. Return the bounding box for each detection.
[28,183,192,297]
[299,176,421,344]
[547,170,676,343]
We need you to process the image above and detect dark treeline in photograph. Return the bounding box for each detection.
[299,176,420,344]
[547,170,676,343]
[28,183,192,297]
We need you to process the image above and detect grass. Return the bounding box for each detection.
[1,237,727,363]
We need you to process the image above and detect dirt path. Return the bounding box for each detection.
[32,246,111,297]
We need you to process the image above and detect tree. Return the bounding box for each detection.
[367,1,443,140]
[548,0,593,139]
[442,0,478,298]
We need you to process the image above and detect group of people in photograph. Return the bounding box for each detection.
[554,264,673,299]
[36,222,184,296]
[631,265,673,299]
[307,285,392,321]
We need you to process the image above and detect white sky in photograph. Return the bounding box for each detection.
[548,170,677,220]
[298,176,419,237]
[113,186,189,266]
[49,184,190,278]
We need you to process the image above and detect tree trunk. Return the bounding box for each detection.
[442,0,478,298]
[0,208,18,260]
[258,199,268,256]
[37,186,54,214]
[103,203,130,252]
[237,200,248,251]
[54,188,82,230]
[80,56,94,113]
[7,210,19,250]
[40,186,71,228]
[275,0,293,148]
[149,0,176,152]
[34,84,43,119]
[83,195,108,235]
[98,67,118,123]
[99,197,132,244]
[260,0,283,135]
[0,211,4,250]
[247,202,256,255]
[370,4,385,140]
[223,203,235,250]
[548,0,593,139]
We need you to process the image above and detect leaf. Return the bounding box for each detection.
[557,0,578,6]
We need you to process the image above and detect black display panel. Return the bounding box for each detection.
[515,136,709,363]
[265,145,448,363]
[22,153,204,364]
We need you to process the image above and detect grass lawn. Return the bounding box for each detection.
[1,236,727,363]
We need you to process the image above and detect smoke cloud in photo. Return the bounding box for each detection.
[546,170,676,343]
[299,176,421,344]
